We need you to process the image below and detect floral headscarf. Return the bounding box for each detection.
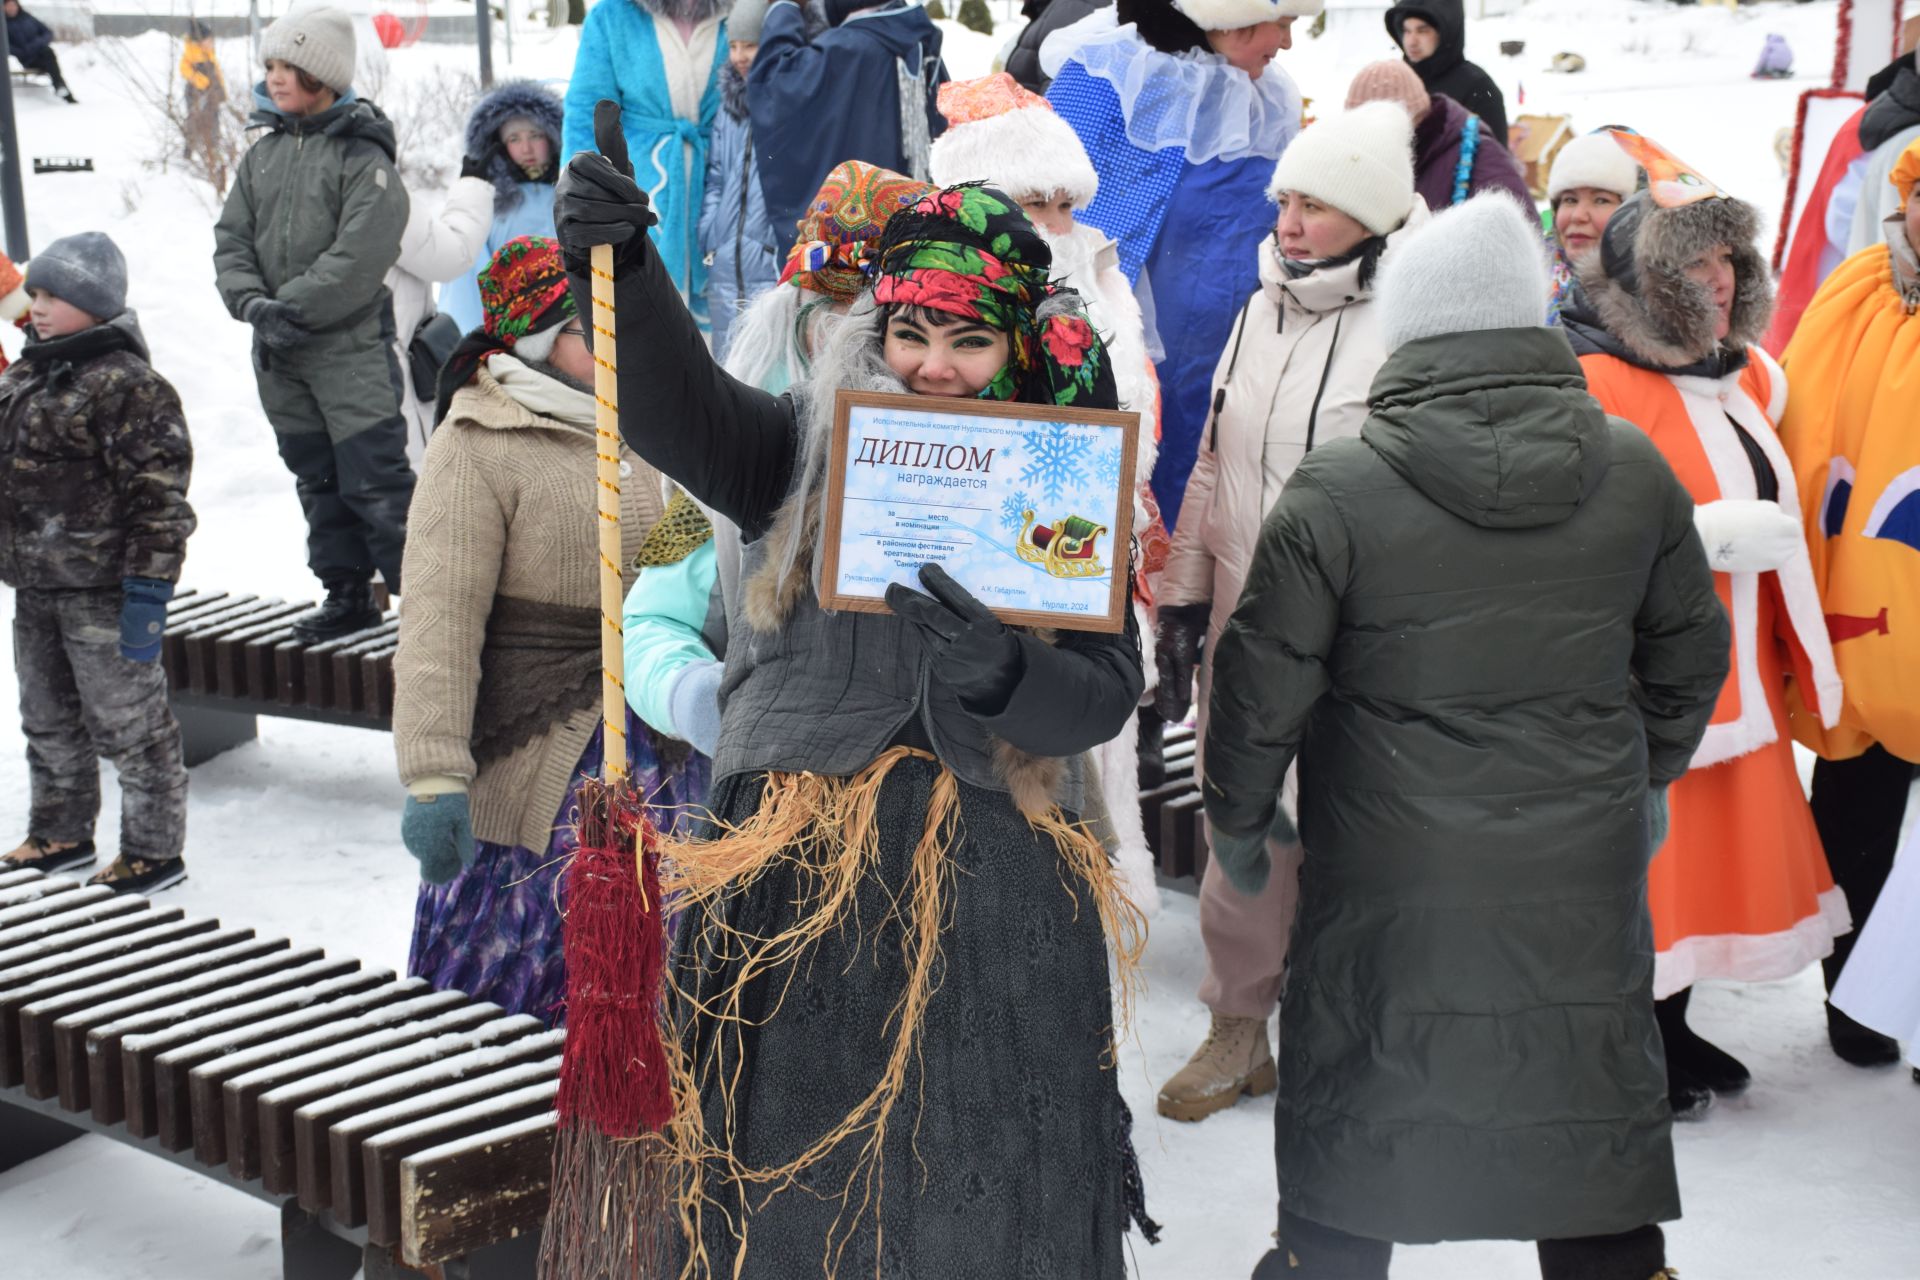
[435,235,577,421]
[869,184,1117,409]
[779,161,935,303]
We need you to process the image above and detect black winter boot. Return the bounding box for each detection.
[1655,987,1750,1095]
[1538,1224,1669,1280]
[1825,1002,1901,1067]
[292,580,382,644]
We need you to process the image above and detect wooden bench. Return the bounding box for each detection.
[160,589,398,765]
[1141,722,1210,884]
[0,867,560,1279]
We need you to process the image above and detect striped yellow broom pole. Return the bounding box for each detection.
[590,241,627,787]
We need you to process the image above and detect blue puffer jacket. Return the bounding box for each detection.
[5,5,54,62]
[701,67,778,361]
[438,80,564,334]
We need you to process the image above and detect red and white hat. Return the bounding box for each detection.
[928,74,1101,210]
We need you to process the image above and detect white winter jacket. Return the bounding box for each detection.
[1160,203,1426,761]
[385,175,495,461]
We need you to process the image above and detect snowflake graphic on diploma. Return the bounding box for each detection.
[1018,423,1093,503]
[1000,489,1034,532]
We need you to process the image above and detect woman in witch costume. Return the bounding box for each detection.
[556,136,1154,1275]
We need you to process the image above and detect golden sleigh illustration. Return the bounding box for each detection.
[1016,511,1108,579]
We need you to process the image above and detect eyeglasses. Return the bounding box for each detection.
[558,322,584,340]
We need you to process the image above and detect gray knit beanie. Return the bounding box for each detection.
[24,232,128,321]
[260,2,357,95]
[1378,193,1548,352]
[728,0,771,41]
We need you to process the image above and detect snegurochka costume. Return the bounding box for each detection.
[556,156,1156,1277]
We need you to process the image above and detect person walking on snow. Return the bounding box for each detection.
[1560,138,1850,1121]
[1204,194,1726,1280]
[0,233,196,895]
[1345,58,1531,214]
[1384,0,1507,147]
[212,2,412,643]
[438,81,565,337]
[564,0,728,328]
[1777,137,1920,1070]
[1151,102,1428,1122]
[1045,0,1312,532]
[700,0,779,360]
[748,0,947,258]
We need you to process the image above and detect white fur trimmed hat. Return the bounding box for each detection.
[1174,0,1322,33]
[1547,131,1641,204]
[1379,193,1549,353]
[260,2,357,95]
[929,74,1100,209]
[1268,101,1416,237]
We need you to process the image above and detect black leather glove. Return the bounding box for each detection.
[554,100,656,265]
[242,296,310,350]
[885,562,1022,713]
[1152,601,1211,723]
[459,140,501,180]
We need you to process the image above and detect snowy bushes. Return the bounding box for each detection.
[957,0,993,34]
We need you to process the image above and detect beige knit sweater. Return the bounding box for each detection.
[393,367,666,851]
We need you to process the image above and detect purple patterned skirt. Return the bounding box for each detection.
[407,716,710,1027]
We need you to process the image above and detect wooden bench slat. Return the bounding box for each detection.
[325,1057,561,1227]
[0,890,148,954]
[1159,792,1205,881]
[0,883,117,931]
[0,868,42,890]
[211,603,313,697]
[3,920,240,1088]
[241,624,303,701]
[0,904,182,974]
[293,1026,561,1213]
[19,932,277,1099]
[392,1110,557,1262]
[0,877,80,910]
[185,599,287,694]
[199,992,477,1173]
[146,972,415,1150]
[275,636,307,706]
[257,1012,537,1194]
[72,948,337,1122]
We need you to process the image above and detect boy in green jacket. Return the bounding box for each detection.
[212,1,411,641]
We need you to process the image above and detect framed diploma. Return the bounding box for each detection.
[820,389,1140,634]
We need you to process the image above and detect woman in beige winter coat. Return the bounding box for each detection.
[392,236,708,1026]
[1151,100,1426,1122]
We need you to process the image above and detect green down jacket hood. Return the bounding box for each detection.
[246,87,399,159]
[1361,326,1612,529]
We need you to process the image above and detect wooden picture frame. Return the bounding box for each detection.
[819,389,1140,634]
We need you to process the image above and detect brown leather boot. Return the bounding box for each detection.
[1155,1012,1276,1122]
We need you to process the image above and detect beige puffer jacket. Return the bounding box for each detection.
[1160,203,1426,764]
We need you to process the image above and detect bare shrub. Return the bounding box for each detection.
[93,36,253,207]
[383,65,482,189]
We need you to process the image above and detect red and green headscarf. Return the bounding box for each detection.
[870,184,1117,410]
[435,235,577,421]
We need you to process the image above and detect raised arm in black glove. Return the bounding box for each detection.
[242,296,310,350]
[459,140,502,181]
[1152,601,1210,723]
[887,562,1144,758]
[552,102,657,268]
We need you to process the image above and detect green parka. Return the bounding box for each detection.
[1204,328,1729,1243]
[211,91,408,333]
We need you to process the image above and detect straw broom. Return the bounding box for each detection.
[539,99,676,1280]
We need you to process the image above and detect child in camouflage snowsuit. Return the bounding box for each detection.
[0,233,196,894]
[212,2,412,642]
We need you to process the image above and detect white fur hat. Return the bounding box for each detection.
[1174,0,1323,33]
[1547,131,1641,204]
[1267,101,1417,237]
[1378,193,1549,353]
[930,74,1100,208]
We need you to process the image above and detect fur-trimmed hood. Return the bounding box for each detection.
[464,80,565,206]
[1561,189,1773,374]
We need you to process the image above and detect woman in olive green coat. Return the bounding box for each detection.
[1204,196,1730,1279]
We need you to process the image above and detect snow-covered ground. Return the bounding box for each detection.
[1,2,1918,1276]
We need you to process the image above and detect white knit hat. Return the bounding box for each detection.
[260,2,357,95]
[1174,0,1322,34]
[1267,102,1417,237]
[1378,193,1549,352]
[1546,131,1641,204]
[929,111,1100,208]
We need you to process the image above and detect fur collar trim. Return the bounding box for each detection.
[464,80,564,205]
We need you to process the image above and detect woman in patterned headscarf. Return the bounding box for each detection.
[558,145,1155,1275]
[392,236,709,1026]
